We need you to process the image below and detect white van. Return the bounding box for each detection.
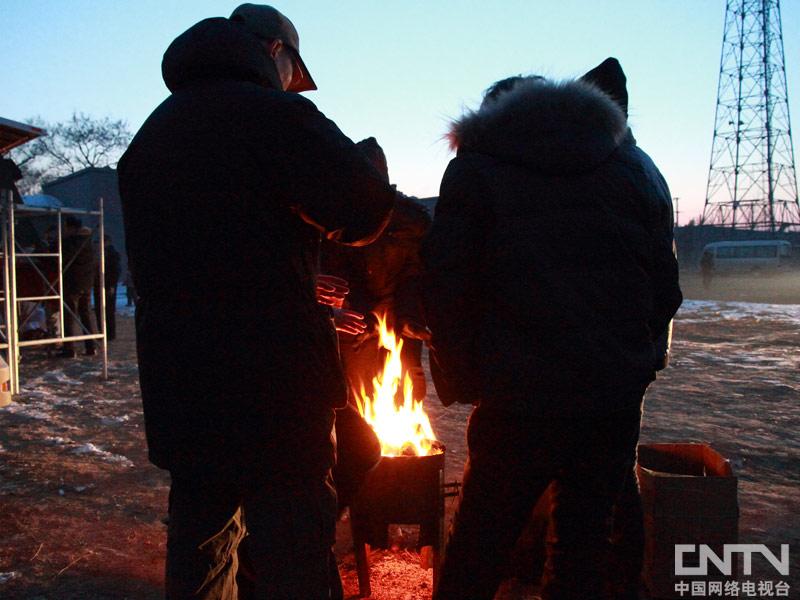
[701,240,793,272]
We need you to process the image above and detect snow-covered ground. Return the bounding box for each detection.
[0,300,798,599]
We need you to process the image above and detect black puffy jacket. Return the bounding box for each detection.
[422,78,681,416]
[118,17,394,480]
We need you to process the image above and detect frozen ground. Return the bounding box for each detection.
[0,298,798,599]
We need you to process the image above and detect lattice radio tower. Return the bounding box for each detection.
[702,0,800,232]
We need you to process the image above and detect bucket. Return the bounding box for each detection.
[637,443,739,598]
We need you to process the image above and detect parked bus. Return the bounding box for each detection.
[700,240,793,273]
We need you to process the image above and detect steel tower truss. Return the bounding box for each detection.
[703,0,800,231]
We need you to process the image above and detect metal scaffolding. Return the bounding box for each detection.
[0,190,108,394]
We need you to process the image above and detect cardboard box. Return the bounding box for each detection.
[637,443,739,598]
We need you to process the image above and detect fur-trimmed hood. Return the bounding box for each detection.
[448,78,628,175]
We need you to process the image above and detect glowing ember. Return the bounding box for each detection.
[355,313,437,457]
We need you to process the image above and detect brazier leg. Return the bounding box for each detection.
[353,540,371,598]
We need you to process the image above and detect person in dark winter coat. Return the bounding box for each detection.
[424,71,682,600]
[322,137,432,404]
[60,216,97,357]
[0,157,23,204]
[123,270,137,306]
[582,57,679,600]
[319,138,430,573]
[700,250,715,289]
[93,235,121,341]
[117,6,394,599]
[506,58,682,600]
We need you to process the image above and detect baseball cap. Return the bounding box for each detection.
[230,4,317,92]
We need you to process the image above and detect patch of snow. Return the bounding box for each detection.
[41,371,84,386]
[0,571,19,584]
[117,304,136,317]
[24,389,59,400]
[2,402,52,421]
[679,299,800,324]
[43,436,72,446]
[100,414,131,426]
[71,443,134,467]
[53,397,81,408]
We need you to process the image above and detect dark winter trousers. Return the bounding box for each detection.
[63,291,96,353]
[165,471,337,600]
[434,395,644,600]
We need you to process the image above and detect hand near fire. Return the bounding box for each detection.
[316,274,368,334]
[316,274,349,309]
[333,308,368,335]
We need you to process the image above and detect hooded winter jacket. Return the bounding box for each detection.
[422,78,682,416]
[118,17,394,480]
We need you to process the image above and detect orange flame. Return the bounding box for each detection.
[355,313,437,456]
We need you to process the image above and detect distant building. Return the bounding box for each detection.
[42,167,126,268]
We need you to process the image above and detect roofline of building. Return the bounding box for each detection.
[0,116,46,154]
[42,165,117,188]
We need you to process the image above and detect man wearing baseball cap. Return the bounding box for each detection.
[229,3,317,93]
[119,4,394,598]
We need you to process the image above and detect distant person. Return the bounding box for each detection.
[321,137,432,402]
[93,235,121,340]
[423,66,682,600]
[124,270,137,306]
[60,216,97,358]
[37,225,61,336]
[118,4,394,598]
[41,224,58,252]
[701,250,714,289]
[0,156,23,204]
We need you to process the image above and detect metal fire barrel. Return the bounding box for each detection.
[350,443,446,596]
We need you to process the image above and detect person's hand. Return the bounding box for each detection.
[316,274,349,309]
[401,321,432,344]
[333,308,368,335]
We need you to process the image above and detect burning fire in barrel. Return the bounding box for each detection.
[350,313,447,597]
[354,313,439,457]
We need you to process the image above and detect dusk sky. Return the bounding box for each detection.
[3,0,799,223]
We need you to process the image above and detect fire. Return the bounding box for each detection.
[355,313,437,457]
